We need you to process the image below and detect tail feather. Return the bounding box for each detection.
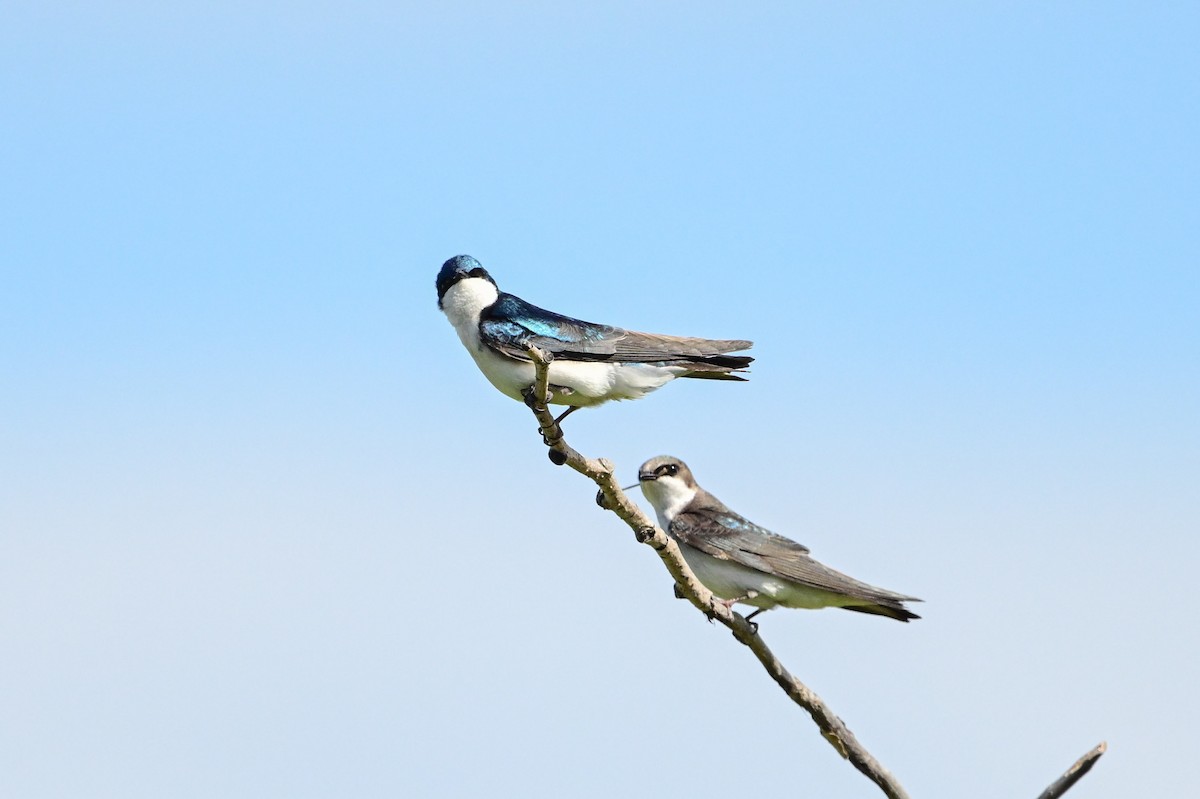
[610,332,753,363]
[681,370,749,381]
[840,602,921,623]
[679,355,753,380]
[693,353,754,369]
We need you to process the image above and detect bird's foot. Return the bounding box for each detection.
[539,405,578,445]
[521,386,542,411]
[710,593,763,629]
[741,607,766,635]
[699,596,735,623]
[523,385,581,466]
[673,583,686,600]
[552,405,579,426]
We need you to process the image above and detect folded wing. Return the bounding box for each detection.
[669,504,920,619]
[479,294,752,374]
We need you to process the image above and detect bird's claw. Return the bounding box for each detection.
[540,424,564,446]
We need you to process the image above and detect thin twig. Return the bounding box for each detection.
[521,346,910,799]
[1036,742,1107,799]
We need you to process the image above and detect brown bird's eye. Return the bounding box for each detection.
[658,463,678,477]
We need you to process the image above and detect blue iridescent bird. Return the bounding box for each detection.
[637,456,921,623]
[436,256,753,421]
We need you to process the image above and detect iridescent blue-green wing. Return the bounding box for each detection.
[479,293,752,370]
[478,293,624,360]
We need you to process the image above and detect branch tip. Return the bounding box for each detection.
[1036,741,1107,799]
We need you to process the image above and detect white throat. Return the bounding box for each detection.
[440,278,500,344]
[641,477,698,527]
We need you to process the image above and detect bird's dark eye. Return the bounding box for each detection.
[657,463,679,477]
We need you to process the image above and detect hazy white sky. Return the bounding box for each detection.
[3,3,1197,798]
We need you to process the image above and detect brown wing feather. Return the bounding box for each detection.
[670,504,919,606]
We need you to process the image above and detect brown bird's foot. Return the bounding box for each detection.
[708,591,763,627]
[717,590,758,612]
[699,595,733,623]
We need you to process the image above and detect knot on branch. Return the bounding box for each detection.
[635,526,657,544]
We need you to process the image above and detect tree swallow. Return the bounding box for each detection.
[636,456,921,623]
[436,255,753,418]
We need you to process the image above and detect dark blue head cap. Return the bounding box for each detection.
[436,255,495,306]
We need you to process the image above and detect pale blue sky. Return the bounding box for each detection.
[2,3,1197,798]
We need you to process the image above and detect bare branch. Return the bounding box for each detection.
[521,347,910,799]
[1037,742,1107,799]
[514,347,1108,799]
